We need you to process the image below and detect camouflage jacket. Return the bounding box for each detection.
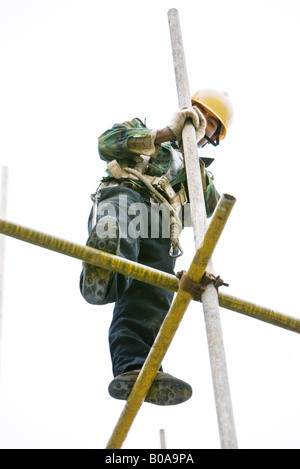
[98,118,220,218]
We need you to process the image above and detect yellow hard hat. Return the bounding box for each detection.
[192,89,233,140]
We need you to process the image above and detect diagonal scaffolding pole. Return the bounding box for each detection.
[0,217,299,336]
[106,193,235,449]
[168,8,238,448]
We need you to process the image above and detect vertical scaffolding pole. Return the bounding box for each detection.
[168,9,238,449]
[160,429,167,449]
[0,167,8,375]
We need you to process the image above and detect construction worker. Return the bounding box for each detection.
[80,89,233,406]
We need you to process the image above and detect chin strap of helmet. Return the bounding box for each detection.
[204,121,222,147]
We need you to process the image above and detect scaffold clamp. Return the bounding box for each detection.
[176,270,229,301]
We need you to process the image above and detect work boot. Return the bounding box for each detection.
[108,370,192,406]
[80,215,119,304]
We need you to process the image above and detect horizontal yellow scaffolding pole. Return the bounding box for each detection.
[0,216,299,335]
[218,293,300,334]
[0,217,176,292]
[105,193,235,449]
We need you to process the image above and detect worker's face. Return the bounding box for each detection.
[194,104,221,147]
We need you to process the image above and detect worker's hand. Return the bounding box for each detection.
[192,106,207,142]
[168,107,206,143]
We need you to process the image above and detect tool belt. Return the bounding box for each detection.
[92,159,188,257]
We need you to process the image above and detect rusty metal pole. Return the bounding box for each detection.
[168,8,238,449]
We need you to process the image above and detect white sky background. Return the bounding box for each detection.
[0,0,300,450]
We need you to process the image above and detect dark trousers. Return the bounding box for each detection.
[87,186,176,377]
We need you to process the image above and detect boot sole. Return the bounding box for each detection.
[108,371,192,406]
[81,216,119,304]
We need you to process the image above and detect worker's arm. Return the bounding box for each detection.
[126,108,203,155]
[154,127,175,145]
[98,108,203,163]
[98,118,160,162]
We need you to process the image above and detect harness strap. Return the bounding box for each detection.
[107,160,184,257]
